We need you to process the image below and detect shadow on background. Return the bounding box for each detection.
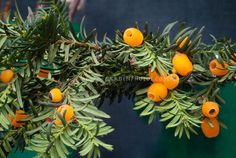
[7,0,236,158]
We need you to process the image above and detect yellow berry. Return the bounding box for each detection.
[0,69,14,84]
[55,104,74,125]
[123,28,144,47]
[147,83,168,102]
[49,88,63,103]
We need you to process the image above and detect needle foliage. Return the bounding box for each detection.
[0,0,236,158]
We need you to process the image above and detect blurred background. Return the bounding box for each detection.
[1,0,236,158]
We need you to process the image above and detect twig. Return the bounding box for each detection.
[56,39,101,51]
[38,101,62,107]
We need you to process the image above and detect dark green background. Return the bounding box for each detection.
[4,0,236,158]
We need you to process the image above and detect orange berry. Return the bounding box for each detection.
[172,52,193,76]
[147,83,168,102]
[38,68,49,78]
[55,104,74,125]
[201,118,220,138]
[176,37,191,49]
[49,88,63,103]
[148,68,167,83]
[9,110,28,128]
[209,59,229,76]
[164,74,180,90]
[123,28,144,47]
[0,69,14,84]
[202,101,219,118]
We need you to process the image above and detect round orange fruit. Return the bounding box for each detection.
[201,117,220,138]
[209,59,229,76]
[123,28,144,47]
[202,101,219,118]
[147,83,168,102]
[9,110,28,128]
[49,88,63,103]
[164,74,180,90]
[172,52,193,76]
[0,69,14,84]
[148,68,167,83]
[55,104,74,125]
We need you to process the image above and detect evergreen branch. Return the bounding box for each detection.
[157,91,201,139]
[134,89,201,139]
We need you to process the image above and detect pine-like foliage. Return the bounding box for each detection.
[104,22,236,139]
[0,0,236,158]
[0,0,113,158]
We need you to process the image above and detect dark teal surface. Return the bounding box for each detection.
[8,150,36,158]
[155,83,236,158]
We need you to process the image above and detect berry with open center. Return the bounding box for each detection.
[123,28,144,47]
[49,88,63,103]
[202,101,219,118]
[209,59,229,76]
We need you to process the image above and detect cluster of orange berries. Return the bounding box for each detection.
[146,40,195,102]
[123,28,230,100]
[8,88,74,128]
[0,67,51,84]
[174,37,230,77]
[147,69,179,102]
[147,46,194,102]
[0,69,74,127]
[201,101,220,138]
[49,88,74,125]
[1,28,232,132]
[123,27,229,138]
[123,27,230,77]
[123,28,192,102]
